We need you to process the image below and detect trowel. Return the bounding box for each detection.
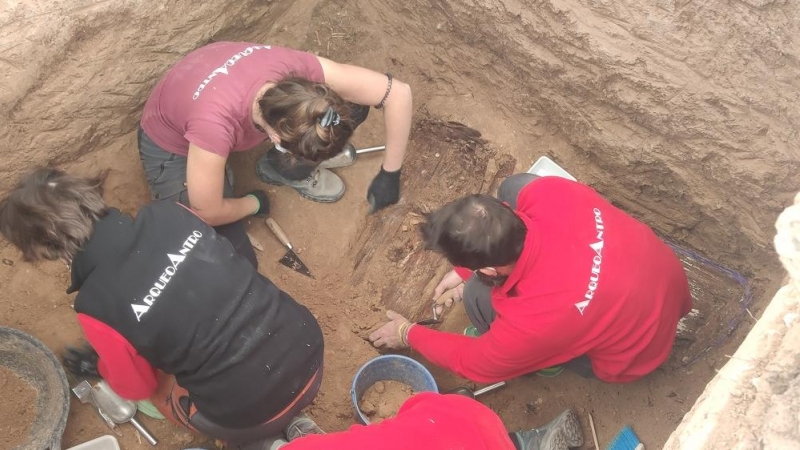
[265,218,315,279]
[445,381,507,399]
[342,145,386,163]
[92,380,158,446]
[72,380,122,437]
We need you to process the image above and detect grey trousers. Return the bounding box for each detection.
[137,127,258,268]
[461,173,597,379]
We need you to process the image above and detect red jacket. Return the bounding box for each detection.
[77,314,157,399]
[283,393,514,449]
[408,177,692,383]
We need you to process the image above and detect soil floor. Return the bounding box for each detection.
[0,113,760,450]
[0,2,778,449]
[0,367,36,449]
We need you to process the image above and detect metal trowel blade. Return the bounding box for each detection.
[279,250,315,279]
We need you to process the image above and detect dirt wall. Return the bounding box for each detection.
[0,0,309,188]
[665,193,800,449]
[3,0,796,273]
[366,0,799,276]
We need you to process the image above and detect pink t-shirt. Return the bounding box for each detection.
[140,42,325,157]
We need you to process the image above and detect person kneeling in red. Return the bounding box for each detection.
[370,174,692,383]
[271,393,582,450]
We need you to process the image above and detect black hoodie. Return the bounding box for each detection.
[70,202,323,427]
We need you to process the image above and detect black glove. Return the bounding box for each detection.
[246,190,270,217]
[366,167,401,213]
[62,343,100,378]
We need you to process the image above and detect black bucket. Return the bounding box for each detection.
[0,326,70,450]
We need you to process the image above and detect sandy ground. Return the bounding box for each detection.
[0,105,762,450]
[0,0,786,449]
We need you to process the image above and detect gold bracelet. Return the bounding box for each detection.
[397,321,407,345]
[397,321,411,346]
[403,323,414,347]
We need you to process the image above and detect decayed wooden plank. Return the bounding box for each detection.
[349,119,516,322]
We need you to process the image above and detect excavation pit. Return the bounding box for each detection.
[0,0,797,448]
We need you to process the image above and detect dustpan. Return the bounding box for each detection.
[527,156,577,181]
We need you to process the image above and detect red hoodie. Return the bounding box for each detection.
[283,393,514,450]
[408,177,692,383]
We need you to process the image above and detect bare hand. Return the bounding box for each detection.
[433,269,464,299]
[369,310,411,349]
[433,269,466,317]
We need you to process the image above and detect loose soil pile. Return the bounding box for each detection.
[0,367,37,449]
[359,380,415,423]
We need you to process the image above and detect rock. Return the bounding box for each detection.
[377,401,394,418]
[360,400,376,415]
[374,381,386,394]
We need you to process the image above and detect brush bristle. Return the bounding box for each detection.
[607,426,642,450]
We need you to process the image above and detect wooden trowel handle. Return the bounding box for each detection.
[265,218,293,250]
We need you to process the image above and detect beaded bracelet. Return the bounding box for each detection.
[375,73,393,109]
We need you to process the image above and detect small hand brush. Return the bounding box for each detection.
[607,426,643,450]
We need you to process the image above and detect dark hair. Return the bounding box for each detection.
[259,77,356,162]
[419,195,527,269]
[0,167,108,262]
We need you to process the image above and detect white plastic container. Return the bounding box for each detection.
[66,435,121,450]
[527,156,577,181]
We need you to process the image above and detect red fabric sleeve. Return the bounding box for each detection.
[406,321,564,383]
[77,313,158,400]
[282,393,514,450]
[454,266,473,281]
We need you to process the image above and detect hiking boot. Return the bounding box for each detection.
[464,325,481,337]
[237,437,287,450]
[318,143,356,170]
[256,161,345,203]
[511,409,583,450]
[285,413,325,442]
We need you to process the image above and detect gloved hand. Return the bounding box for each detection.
[366,167,401,213]
[246,190,270,217]
[62,343,100,378]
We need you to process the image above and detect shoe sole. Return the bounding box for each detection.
[256,167,344,203]
[557,410,583,448]
[286,418,325,441]
[542,428,569,450]
[318,159,355,170]
[298,187,345,203]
